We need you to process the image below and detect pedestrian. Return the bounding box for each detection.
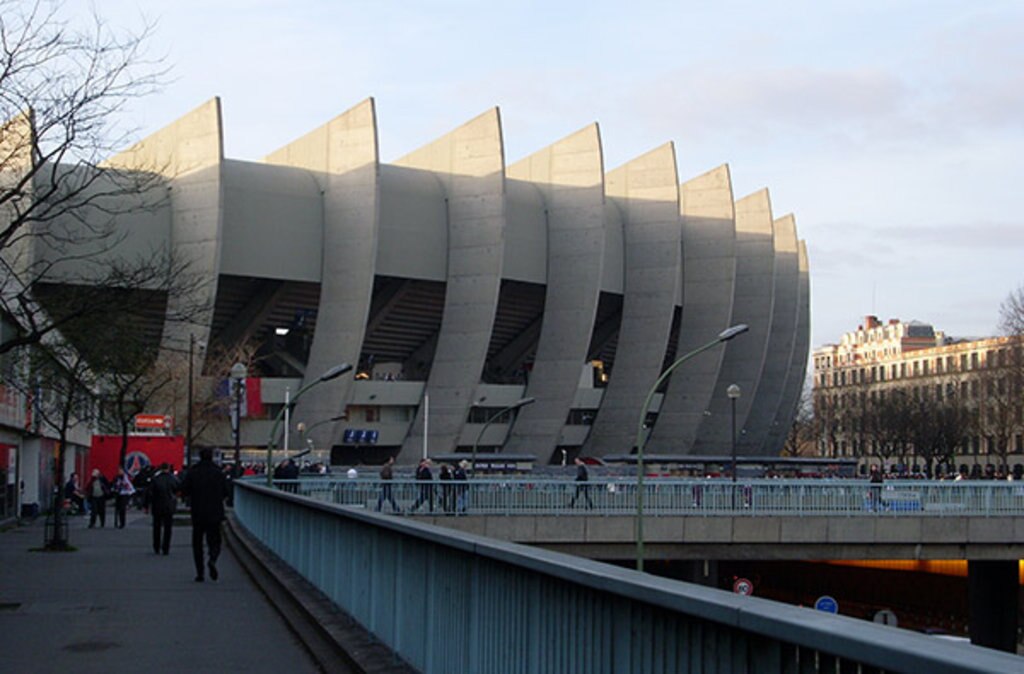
[180,448,230,582]
[376,457,400,513]
[112,467,136,528]
[145,463,178,555]
[453,460,469,514]
[409,458,434,513]
[276,457,300,493]
[439,463,454,514]
[85,468,110,527]
[64,472,86,515]
[868,464,884,511]
[569,458,593,509]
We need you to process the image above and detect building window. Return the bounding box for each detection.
[900,363,906,377]
[971,353,979,369]
[936,359,943,374]
[922,360,929,375]
[961,354,968,371]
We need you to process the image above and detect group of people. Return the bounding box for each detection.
[383,457,470,514]
[64,467,137,528]
[62,448,230,583]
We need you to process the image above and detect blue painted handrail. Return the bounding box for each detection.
[233,480,1019,674]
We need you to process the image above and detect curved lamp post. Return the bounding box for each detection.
[634,324,748,572]
[230,362,248,474]
[297,414,346,461]
[266,363,352,485]
[471,397,535,475]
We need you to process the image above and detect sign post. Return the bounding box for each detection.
[733,578,754,596]
[814,595,839,614]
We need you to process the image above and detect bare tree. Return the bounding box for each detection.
[985,285,1024,470]
[0,0,167,355]
[782,386,815,456]
[998,284,1024,336]
[9,339,96,549]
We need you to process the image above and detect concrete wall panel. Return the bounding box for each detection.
[647,165,736,453]
[765,239,811,453]
[740,214,799,454]
[691,189,774,456]
[503,124,605,462]
[220,160,323,282]
[396,109,506,461]
[105,98,224,357]
[378,166,448,281]
[585,143,680,457]
[263,98,380,448]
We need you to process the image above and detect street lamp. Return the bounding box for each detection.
[471,397,535,475]
[298,414,346,462]
[727,383,741,510]
[634,324,748,572]
[266,363,352,485]
[727,384,741,483]
[230,362,248,474]
[186,335,204,467]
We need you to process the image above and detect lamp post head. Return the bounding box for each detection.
[718,324,749,342]
[230,362,248,381]
[319,363,353,382]
[727,383,742,400]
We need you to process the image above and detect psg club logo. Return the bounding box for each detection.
[124,452,151,477]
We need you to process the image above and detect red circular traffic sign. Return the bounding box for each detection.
[733,578,754,596]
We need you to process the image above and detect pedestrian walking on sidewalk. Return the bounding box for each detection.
[180,448,229,582]
[112,468,136,529]
[86,469,110,528]
[569,458,593,509]
[145,463,178,555]
[376,456,400,512]
[409,458,434,513]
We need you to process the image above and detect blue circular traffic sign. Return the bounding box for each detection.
[814,595,838,613]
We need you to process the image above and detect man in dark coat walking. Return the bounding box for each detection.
[180,448,229,582]
[145,463,179,555]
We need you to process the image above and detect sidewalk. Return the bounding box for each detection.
[0,507,321,674]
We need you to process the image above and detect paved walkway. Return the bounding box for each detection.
[0,507,321,674]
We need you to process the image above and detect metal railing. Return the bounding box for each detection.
[233,480,1019,674]
[272,477,1024,517]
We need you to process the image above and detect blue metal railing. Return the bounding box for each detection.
[233,480,1020,673]
[271,477,1024,517]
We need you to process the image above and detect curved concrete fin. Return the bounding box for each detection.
[396,109,506,460]
[741,212,799,454]
[584,142,681,458]
[104,98,224,357]
[504,124,605,462]
[264,98,380,449]
[691,187,774,456]
[766,238,811,453]
[647,164,736,453]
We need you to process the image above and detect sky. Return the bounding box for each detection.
[63,0,1024,350]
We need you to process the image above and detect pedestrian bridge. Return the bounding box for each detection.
[233,479,1022,672]
[285,477,1024,561]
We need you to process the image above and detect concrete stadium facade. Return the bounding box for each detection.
[22,97,811,465]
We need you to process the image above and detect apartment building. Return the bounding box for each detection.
[813,316,1023,473]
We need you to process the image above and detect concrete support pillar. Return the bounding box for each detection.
[967,559,1019,652]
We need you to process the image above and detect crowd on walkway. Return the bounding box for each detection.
[61,448,231,582]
